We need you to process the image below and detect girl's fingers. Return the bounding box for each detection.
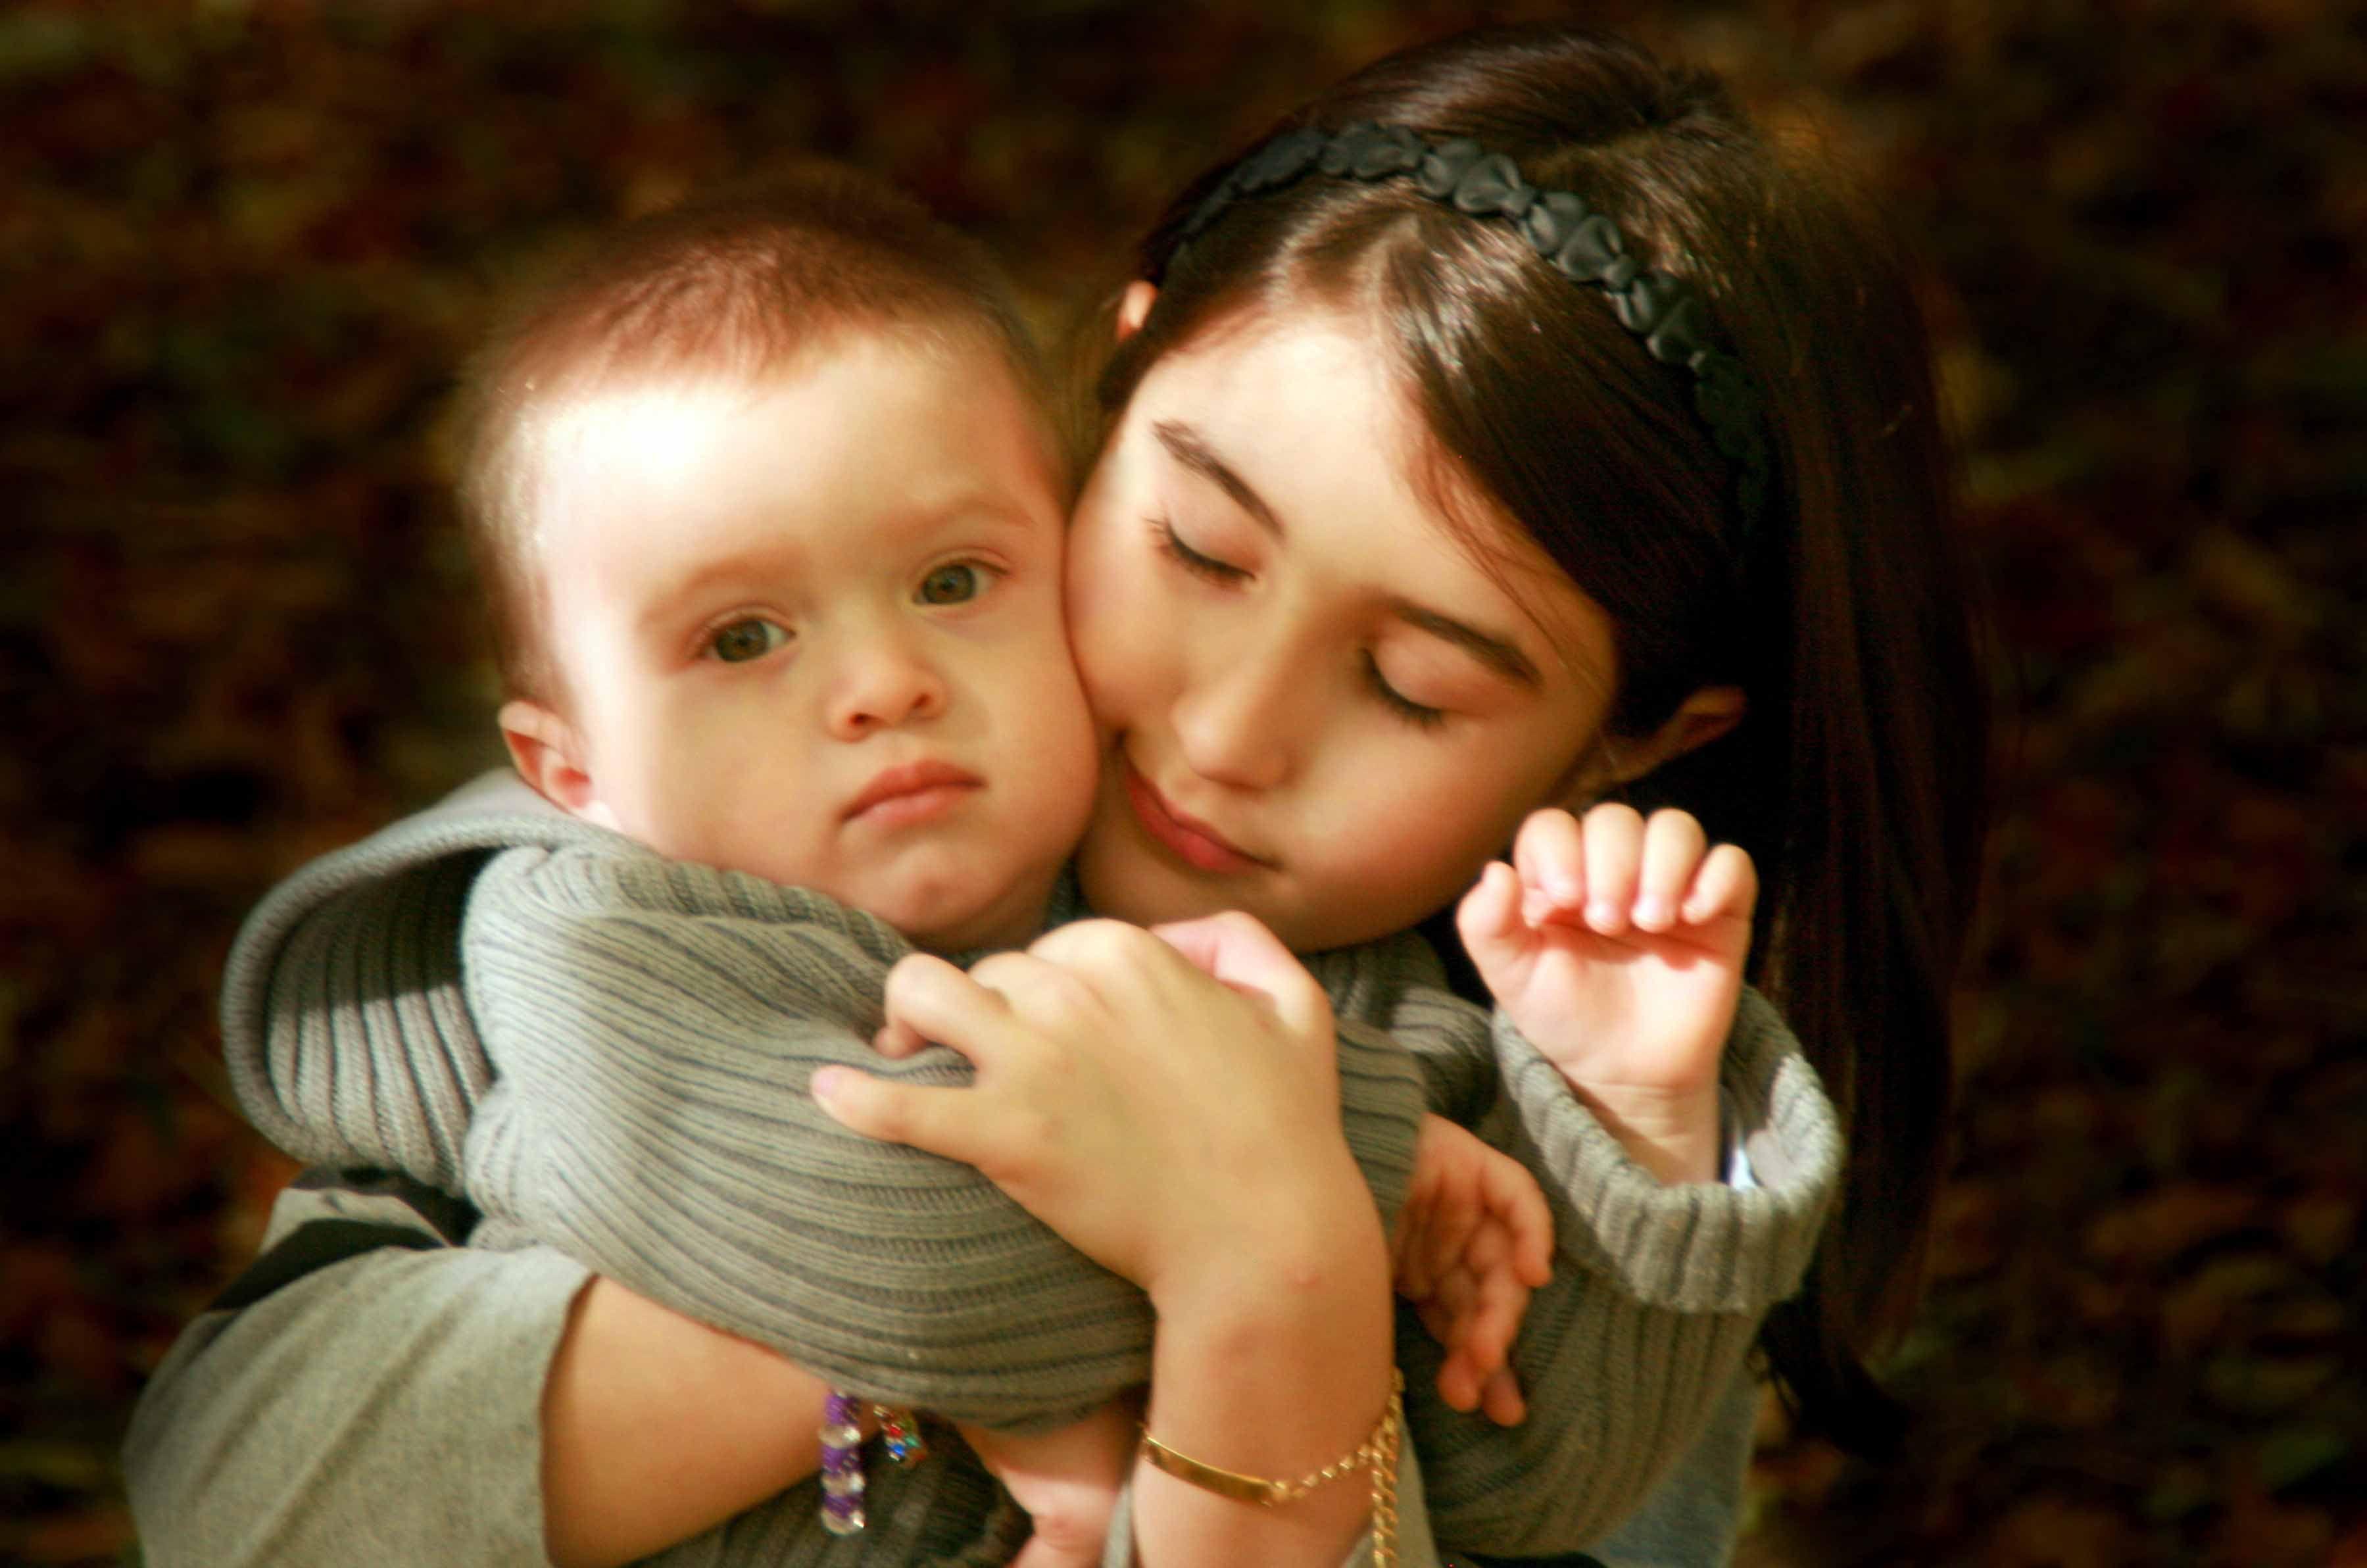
[1144,910,1330,1040]
[1634,810,1709,931]
[881,951,1013,1061]
[1511,808,1586,924]
[871,1017,931,1058]
[1578,802,1646,933]
[1682,841,1761,928]
[810,1069,982,1164]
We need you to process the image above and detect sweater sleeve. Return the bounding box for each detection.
[1319,943,1842,1556]
[122,1184,585,1568]
[457,843,1429,1429]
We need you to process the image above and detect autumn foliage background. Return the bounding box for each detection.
[5,3,2362,1565]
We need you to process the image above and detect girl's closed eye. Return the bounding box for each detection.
[1363,652,1450,729]
[1150,516,1249,585]
[704,616,791,664]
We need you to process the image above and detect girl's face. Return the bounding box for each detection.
[1067,303,1622,952]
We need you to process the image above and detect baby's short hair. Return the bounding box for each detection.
[456,162,1048,704]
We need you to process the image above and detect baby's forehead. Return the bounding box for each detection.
[518,331,1065,570]
[536,323,1051,470]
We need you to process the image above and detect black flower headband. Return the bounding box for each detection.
[1170,121,1773,546]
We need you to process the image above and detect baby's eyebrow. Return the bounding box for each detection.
[637,546,794,635]
[1390,602,1542,687]
[1153,420,1281,537]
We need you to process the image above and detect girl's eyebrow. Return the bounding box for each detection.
[1152,419,1540,687]
[1153,420,1281,537]
[1392,602,1542,687]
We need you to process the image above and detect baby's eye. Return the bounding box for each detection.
[916,562,991,605]
[706,617,790,663]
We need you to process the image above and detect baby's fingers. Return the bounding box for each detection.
[1511,808,1587,925]
[1680,841,1760,930]
[1577,803,1646,933]
[1455,1227,1527,1377]
[1419,1275,1487,1413]
[1633,810,1709,932]
[1478,1365,1528,1428]
[1455,860,1525,957]
[1473,1145,1555,1289]
[1417,1188,1484,1307]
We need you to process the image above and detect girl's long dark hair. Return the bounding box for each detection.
[1100,26,1989,1448]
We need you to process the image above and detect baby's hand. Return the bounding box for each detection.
[1456,804,1755,1186]
[1394,1114,1553,1427]
[958,1398,1138,1568]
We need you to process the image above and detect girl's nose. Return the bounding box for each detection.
[825,625,946,739]
[1170,643,1304,791]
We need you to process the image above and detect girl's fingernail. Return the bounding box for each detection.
[810,1066,847,1104]
[1587,900,1619,928]
[1636,895,1669,926]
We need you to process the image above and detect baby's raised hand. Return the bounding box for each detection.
[958,1397,1138,1568]
[1393,1114,1553,1427]
[1455,804,1756,1185]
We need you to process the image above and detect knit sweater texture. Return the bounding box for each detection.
[216,770,1841,1559]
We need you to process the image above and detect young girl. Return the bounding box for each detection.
[126,22,1982,1568]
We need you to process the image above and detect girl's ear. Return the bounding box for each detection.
[499,698,618,829]
[1555,685,1747,809]
[1115,281,1158,343]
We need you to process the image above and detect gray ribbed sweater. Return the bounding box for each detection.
[221,770,1840,1557]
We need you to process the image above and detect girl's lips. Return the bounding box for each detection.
[1122,764,1262,874]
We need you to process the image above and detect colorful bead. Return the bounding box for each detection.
[819,1390,867,1536]
[877,1406,926,1467]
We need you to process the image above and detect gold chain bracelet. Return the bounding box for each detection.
[1138,1369,1404,1567]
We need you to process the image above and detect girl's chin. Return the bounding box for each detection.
[1078,836,1231,923]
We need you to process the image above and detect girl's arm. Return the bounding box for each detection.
[122,1174,833,1568]
[542,1275,833,1568]
[816,915,1422,1567]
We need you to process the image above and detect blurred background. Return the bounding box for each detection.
[4,1,2361,1564]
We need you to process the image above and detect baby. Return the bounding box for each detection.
[441,161,1540,1561]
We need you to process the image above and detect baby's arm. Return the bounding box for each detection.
[1456,804,1754,1185]
[456,842,1150,1426]
[456,843,1432,1431]
[1319,911,1840,1556]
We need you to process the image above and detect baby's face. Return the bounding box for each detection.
[521,334,1097,952]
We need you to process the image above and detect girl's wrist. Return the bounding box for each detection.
[1134,1165,1395,1567]
[1142,1144,1387,1319]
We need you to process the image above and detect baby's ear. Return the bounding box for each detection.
[499,699,607,823]
[1115,280,1158,343]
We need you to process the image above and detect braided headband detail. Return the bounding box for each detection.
[1171,121,1773,543]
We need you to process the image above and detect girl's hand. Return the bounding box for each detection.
[813,912,1372,1304]
[1456,804,1755,1185]
[1393,1114,1553,1425]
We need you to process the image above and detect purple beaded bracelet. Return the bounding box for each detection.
[819,1391,929,1535]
